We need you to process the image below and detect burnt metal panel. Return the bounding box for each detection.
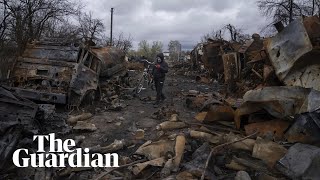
[23,44,78,62]
[9,87,67,104]
[0,86,38,172]
[223,52,240,83]
[201,42,224,74]
[0,86,38,130]
[267,17,320,91]
[89,47,126,77]
[10,42,79,104]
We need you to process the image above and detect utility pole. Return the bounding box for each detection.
[110,7,114,46]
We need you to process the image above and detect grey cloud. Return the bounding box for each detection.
[81,0,269,50]
[150,0,240,13]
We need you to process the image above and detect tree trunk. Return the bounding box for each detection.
[312,0,315,15]
[289,0,293,22]
[27,2,34,41]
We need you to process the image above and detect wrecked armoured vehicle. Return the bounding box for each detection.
[8,40,126,106]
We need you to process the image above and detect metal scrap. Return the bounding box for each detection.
[276,143,320,179]
[244,119,290,141]
[0,87,38,172]
[285,111,320,144]
[9,40,127,107]
[267,16,320,91]
[235,86,320,129]
[0,86,38,131]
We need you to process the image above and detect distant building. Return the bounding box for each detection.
[163,52,170,61]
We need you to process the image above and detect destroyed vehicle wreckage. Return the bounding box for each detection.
[7,40,126,106]
[190,17,320,95]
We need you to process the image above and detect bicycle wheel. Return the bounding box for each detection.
[135,76,146,94]
[149,79,155,91]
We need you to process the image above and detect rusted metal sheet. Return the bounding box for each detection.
[203,105,235,122]
[8,40,123,106]
[222,52,240,92]
[90,47,126,77]
[0,86,38,171]
[10,41,79,104]
[67,46,127,106]
[238,40,254,54]
[244,120,290,141]
[222,52,240,82]
[267,17,320,91]
[23,43,78,62]
[285,112,320,144]
[0,86,38,129]
[234,86,320,129]
[201,41,224,75]
[276,143,320,179]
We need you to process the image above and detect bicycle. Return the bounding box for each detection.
[135,59,155,94]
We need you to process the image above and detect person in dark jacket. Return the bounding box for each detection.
[152,53,168,105]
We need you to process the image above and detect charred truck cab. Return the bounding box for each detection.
[8,40,102,107]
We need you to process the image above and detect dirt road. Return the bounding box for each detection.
[75,68,217,151]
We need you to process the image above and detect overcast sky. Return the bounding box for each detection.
[82,0,269,50]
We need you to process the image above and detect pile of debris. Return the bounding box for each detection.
[190,16,320,98]
[89,16,320,179]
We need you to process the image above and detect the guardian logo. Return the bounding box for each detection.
[12,133,119,168]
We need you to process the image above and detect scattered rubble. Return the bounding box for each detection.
[67,113,93,124]
[73,121,97,132]
[276,143,320,179]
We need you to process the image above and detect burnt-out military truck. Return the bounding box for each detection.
[8,39,126,107]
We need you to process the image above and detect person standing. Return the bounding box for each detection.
[152,53,168,105]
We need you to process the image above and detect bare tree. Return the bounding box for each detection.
[200,29,222,43]
[200,25,249,44]
[257,0,303,25]
[1,0,79,53]
[44,18,81,42]
[0,0,10,47]
[113,32,133,54]
[78,12,104,45]
[299,0,320,16]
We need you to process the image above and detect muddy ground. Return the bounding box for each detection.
[11,67,227,179]
[74,68,219,152]
[51,67,227,179]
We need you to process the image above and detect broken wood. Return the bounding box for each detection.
[251,68,263,79]
[156,121,187,130]
[189,130,221,144]
[169,114,179,122]
[200,132,258,180]
[252,137,287,167]
[222,133,256,151]
[173,135,186,171]
[73,121,97,132]
[67,113,93,124]
[132,157,166,175]
[90,139,132,154]
[186,122,242,134]
[135,139,175,160]
[160,158,174,178]
[225,159,247,171]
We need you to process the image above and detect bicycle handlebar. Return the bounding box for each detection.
[141,59,154,65]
